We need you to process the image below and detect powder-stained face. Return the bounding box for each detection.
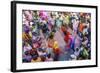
[22,10,91,63]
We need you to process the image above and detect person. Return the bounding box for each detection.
[61,24,67,37]
[38,41,48,61]
[70,35,76,52]
[23,50,32,62]
[72,19,79,34]
[80,47,89,59]
[70,47,81,60]
[53,40,61,61]
[46,47,54,58]
[39,11,48,20]
[32,32,42,49]
[77,45,89,60]
[40,21,50,39]
[28,49,41,62]
[22,24,33,46]
[78,23,85,38]
[82,25,88,36]
[55,17,63,29]
[47,33,61,61]
[63,13,70,26]
[46,54,53,61]
[37,48,47,59]
[31,56,41,62]
[82,37,88,47]
[23,10,33,22]
[63,31,72,49]
[23,42,32,53]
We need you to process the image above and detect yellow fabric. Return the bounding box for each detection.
[22,32,32,41]
[29,31,32,38]
[31,57,41,62]
[63,15,69,24]
[22,32,29,40]
[53,41,59,49]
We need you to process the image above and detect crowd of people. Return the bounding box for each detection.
[22,10,91,63]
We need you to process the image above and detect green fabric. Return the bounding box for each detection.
[81,48,89,58]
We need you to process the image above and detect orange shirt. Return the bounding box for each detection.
[79,23,84,32]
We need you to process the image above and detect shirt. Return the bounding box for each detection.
[23,45,32,52]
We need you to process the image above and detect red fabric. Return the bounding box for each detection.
[61,26,66,33]
[64,32,71,43]
[79,23,84,32]
[64,31,71,48]
[48,44,52,48]
[53,48,61,55]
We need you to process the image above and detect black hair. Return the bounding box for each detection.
[63,31,67,36]
[47,54,51,58]
[48,32,54,39]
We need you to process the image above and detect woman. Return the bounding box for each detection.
[47,34,61,61]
